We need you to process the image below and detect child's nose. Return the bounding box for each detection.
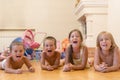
[47,46,51,49]
[103,39,106,42]
[17,51,22,54]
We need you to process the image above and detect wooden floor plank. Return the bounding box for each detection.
[0,60,120,80]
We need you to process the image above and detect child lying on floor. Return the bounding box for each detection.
[40,36,60,71]
[0,41,35,74]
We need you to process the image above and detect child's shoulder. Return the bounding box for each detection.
[81,45,88,50]
[21,56,30,61]
[6,56,12,59]
[6,56,14,62]
[54,50,60,53]
[54,51,60,55]
[114,46,119,50]
[82,45,88,48]
[41,51,46,56]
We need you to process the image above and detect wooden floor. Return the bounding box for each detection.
[0,60,120,80]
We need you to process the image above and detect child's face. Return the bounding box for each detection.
[69,31,82,48]
[99,34,112,51]
[11,45,25,62]
[44,39,56,56]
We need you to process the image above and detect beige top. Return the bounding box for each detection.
[73,48,83,65]
[73,47,90,68]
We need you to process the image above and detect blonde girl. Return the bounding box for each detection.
[94,31,120,73]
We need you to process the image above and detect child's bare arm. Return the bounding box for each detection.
[64,46,71,64]
[0,52,7,60]
[4,59,23,74]
[28,66,35,72]
[110,47,120,70]
[40,52,49,70]
[0,56,5,61]
[94,48,103,71]
[94,48,110,72]
[40,52,54,71]
[52,52,60,69]
[102,47,120,72]
[5,68,23,74]
[24,57,35,72]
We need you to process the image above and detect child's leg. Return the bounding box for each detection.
[59,52,66,67]
[59,59,65,67]
[0,59,6,70]
[88,57,94,67]
[0,62,2,69]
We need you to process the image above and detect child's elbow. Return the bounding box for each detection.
[4,69,8,73]
[4,69,11,73]
[41,66,46,70]
[29,67,35,72]
[114,66,119,71]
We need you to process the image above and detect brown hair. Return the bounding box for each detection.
[68,29,83,42]
[43,36,57,48]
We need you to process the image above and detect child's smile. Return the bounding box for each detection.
[16,55,22,58]
[47,50,52,52]
[73,41,78,44]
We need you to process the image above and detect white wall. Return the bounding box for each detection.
[24,0,81,41]
[74,0,108,47]
[0,0,80,50]
[108,0,120,47]
[86,14,107,47]
[0,30,24,50]
[0,0,26,28]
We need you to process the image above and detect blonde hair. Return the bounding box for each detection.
[43,36,57,48]
[96,31,117,50]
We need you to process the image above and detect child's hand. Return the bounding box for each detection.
[69,63,73,69]
[63,64,71,72]
[15,69,23,74]
[47,66,54,71]
[29,67,35,72]
[101,67,109,73]
[99,62,108,69]
[98,62,108,71]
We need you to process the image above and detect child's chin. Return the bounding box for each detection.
[16,58,22,62]
[48,51,53,53]
[101,47,109,50]
[72,44,78,47]
[48,53,54,56]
